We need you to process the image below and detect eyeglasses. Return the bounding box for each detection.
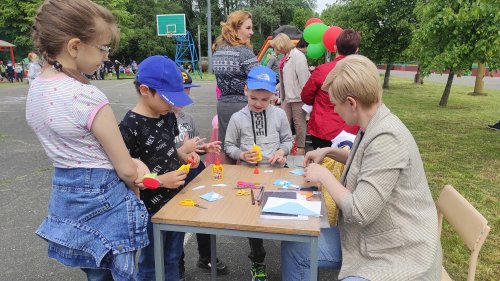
[88,43,111,54]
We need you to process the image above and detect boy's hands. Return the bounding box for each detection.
[180,135,206,154]
[187,152,201,168]
[200,141,221,154]
[240,150,259,164]
[269,149,286,165]
[157,170,187,189]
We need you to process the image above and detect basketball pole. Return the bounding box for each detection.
[207,0,213,74]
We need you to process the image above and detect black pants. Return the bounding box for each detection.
[248,238,266,264]
[179,162,216,272]
[311,135,333,150]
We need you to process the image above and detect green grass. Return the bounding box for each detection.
[0,81,25,87]
[383,77,499,280]
[192,72,216,81]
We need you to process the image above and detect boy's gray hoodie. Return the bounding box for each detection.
[225,105,293,166]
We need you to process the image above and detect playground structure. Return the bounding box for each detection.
[0,40,17,79]
[157,14,202,78]
[257,25,302,63]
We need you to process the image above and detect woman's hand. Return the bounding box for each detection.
[269,149,286,165]
[240,150,258,164]
[303,147,329,167]
[303,163,329,183]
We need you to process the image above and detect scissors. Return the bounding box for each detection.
[236,181,263,189]
[236,190,251,196]
[179,199,207,209]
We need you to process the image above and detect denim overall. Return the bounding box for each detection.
[36,168,149,280]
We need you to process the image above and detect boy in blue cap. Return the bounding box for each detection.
[174,68,229,278]
[224,66,293,280]
[119,55,200,281]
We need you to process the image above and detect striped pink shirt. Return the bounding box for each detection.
[26,74,113,169]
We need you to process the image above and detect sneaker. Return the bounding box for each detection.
[487,121,500,131]
[251,263,268,281]
[197,257,229,275]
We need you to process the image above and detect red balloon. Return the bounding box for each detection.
[322,26,344,52]
[305,18,323,27]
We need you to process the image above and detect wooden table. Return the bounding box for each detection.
[152,164,321,281]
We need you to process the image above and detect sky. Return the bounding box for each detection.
[315,0,330,14]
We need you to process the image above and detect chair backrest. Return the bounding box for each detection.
[436,185,490,281]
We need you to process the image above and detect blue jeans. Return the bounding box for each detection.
[342,277,370,281]
[281,227,342,281]
[82,268,113,281]
[138,214,185,281]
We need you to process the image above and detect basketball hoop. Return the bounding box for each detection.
[166,32,174,38]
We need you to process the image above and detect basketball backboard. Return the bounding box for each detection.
[157,14,186,36]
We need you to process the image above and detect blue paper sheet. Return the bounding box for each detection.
[200,191,224,202]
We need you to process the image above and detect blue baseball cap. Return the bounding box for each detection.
[136,56,193,107]
[247,66,276,93]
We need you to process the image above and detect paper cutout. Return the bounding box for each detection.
[273,179,291,187]
[192,185,206,191]
[289,168,305,176]
[200,191,224,202]
[262,197,321,217]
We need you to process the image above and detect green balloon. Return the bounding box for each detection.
[307,43,326,59]
[303,23,328,44]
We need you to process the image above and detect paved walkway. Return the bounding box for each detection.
[384,70,500,90]
[0,80,338,281]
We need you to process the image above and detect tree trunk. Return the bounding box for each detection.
[414,64,423,84]
[470,63,486,96]
[383,63,392,89]
[439,69,454,106]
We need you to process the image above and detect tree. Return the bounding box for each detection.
[0,0,41,61]
[321,0,416,89]
[411,0,500,106]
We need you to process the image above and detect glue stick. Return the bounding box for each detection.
[252,144,262,162]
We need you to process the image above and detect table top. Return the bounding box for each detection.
[152,164,321,236]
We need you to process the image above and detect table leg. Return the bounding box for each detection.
[210,234,217,280]
[153,224,165,281]
[309,236,319,281]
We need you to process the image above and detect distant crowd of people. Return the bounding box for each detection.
[1,56,139,83]
[85,59,138,80]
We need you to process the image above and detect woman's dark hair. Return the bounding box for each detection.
[32,0,119,84]
[296,36,308,49]
[335,29,361,56]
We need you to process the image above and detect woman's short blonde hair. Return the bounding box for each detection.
[271,33,295,54]
[322,55,382,107]
[213,10,252,50]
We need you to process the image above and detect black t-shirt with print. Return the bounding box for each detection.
[119,110,182,214]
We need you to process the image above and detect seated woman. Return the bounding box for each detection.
[281,55,442,281]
